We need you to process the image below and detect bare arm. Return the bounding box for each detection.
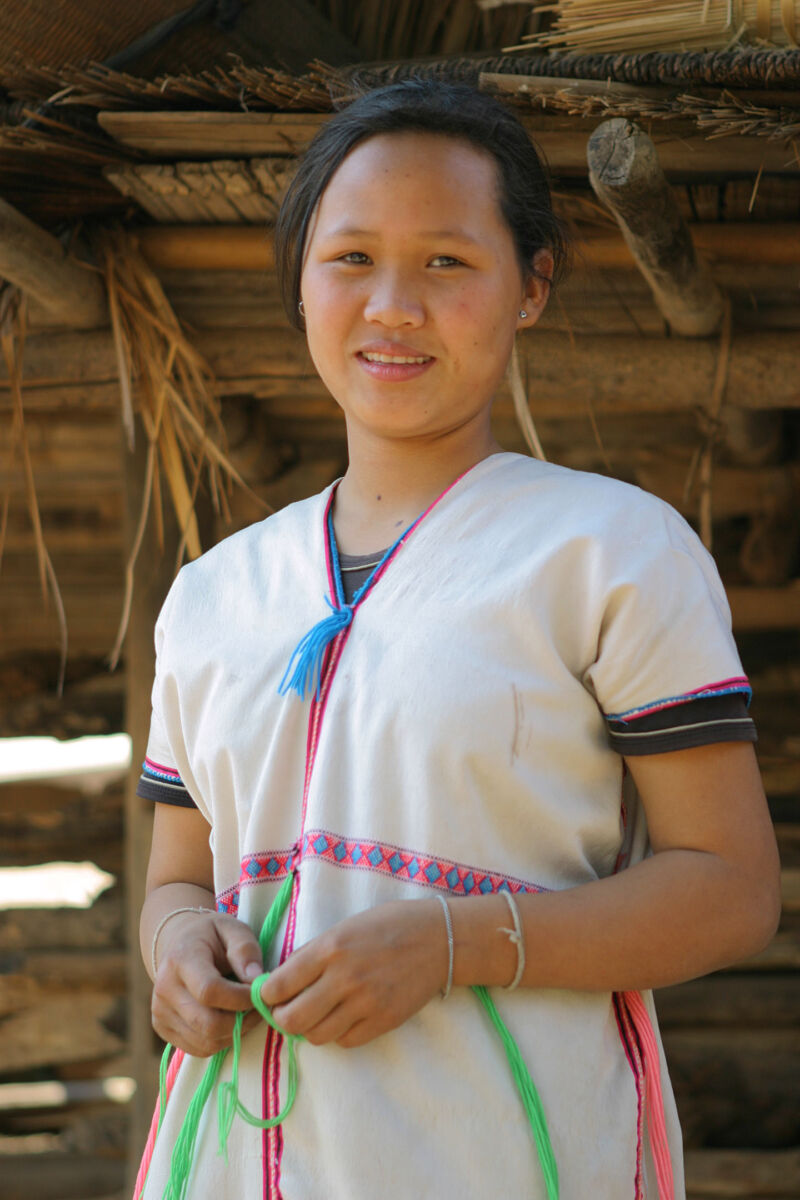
[259,742,781,1045]
[140,804,264,1056]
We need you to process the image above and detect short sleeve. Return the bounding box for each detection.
[582,498,756,755]
[135,582,197,809]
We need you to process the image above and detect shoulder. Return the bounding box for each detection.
[494,453,698,548]
[156,486,331,635]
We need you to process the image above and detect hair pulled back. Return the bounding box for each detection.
[274,78,568,331]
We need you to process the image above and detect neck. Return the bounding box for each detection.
[332,421,503,556]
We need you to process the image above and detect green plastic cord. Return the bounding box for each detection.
[473,985,559,1200]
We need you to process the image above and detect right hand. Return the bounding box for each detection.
[151,910,265,1057]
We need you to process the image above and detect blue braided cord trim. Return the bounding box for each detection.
[607,682,752,723]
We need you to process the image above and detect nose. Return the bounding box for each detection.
[363,270,425,328]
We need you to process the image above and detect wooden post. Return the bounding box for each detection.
[587,118,725,336]
[0,198,108,329]
[121,417,181,1186]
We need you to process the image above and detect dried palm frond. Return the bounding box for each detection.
[99,228,270,667]
[0,285,68,693]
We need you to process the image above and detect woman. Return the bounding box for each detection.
[136,81,780,1200]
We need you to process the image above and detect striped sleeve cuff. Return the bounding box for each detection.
[605,684,756,756]
[136,757,197,808]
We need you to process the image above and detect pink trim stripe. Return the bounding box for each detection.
[621,992,675,1200]
[132,1048,185,1200]
[610,676,751,724]
[143,757,182,780]
[613,994,645,1200]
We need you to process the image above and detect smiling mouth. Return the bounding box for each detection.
[359,352,433,364]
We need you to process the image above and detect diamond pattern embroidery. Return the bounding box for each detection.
[226,832,545,917]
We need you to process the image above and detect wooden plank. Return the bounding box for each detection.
[665,1029,800,1146]
[97,111,329,157]
[655,973,800,1027]
[685,1148,800,1198]
[96,112,800,178]
[728,588,800,633]
[0,1152,123,1200]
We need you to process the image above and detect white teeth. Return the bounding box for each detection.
[362,353,430,364]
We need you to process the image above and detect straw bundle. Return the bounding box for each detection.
[512,1,800,53]
[99,228,268,667]
[0,286,68,691]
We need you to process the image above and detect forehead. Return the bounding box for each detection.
[312,131,504,233]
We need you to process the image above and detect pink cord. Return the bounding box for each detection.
[132,1048,185,1200]
[622,992,674,1199]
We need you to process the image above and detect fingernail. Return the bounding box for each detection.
[244,963,261,981]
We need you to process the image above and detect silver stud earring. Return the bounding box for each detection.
[519,309,528,319]
[298,300,305,315]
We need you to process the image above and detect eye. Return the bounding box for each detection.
[429,255,464,268]
[337,251,371,265]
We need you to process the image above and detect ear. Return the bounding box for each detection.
[517,248,553,330]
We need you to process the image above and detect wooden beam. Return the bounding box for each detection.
[96,111,800,178]
[588,118,725,336]
[131,222,800,273]
[0,199,107,330]
[120,414,181,1174]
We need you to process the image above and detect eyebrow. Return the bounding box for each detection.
[319,225,482,244]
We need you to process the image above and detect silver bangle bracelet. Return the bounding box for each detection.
[150,905,213,979]
[499,889,526,991]
[436,894,454,1000]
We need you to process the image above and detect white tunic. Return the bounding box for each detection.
[139,452,751,1200]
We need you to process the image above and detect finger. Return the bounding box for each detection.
[296,1000,360,1046]
[336,1017,373,1049]
[213,916,264,985]
[258,946,325,1009]
[179,953,255,1014]
[152,990,241,1056]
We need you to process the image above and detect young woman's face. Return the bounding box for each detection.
[299,132,549,445]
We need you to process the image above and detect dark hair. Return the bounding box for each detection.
[274,79,568,331]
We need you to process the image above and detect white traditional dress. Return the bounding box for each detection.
[137,452,755,1200]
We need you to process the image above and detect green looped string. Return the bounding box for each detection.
[148,872,559,1200]
[157,870,297,1200]
[472,985,559,1200]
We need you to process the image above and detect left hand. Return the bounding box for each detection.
[258,899,447,1048]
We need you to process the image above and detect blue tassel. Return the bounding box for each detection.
[278,596,354,701]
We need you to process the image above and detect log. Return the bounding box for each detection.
[3,328,800,416]
[0,950,126,1016]
[0,994,125,1073]
[0,783,123,869]
[685,1148,800,1198]
[664,1029,800,1147]
[587,118,725,336]
[0,891,122,953]
[0,199,107,330]
[130,222,800,273]
[0,1152,123,1200]
[655,973,800,1027]
[727,587,800,632]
